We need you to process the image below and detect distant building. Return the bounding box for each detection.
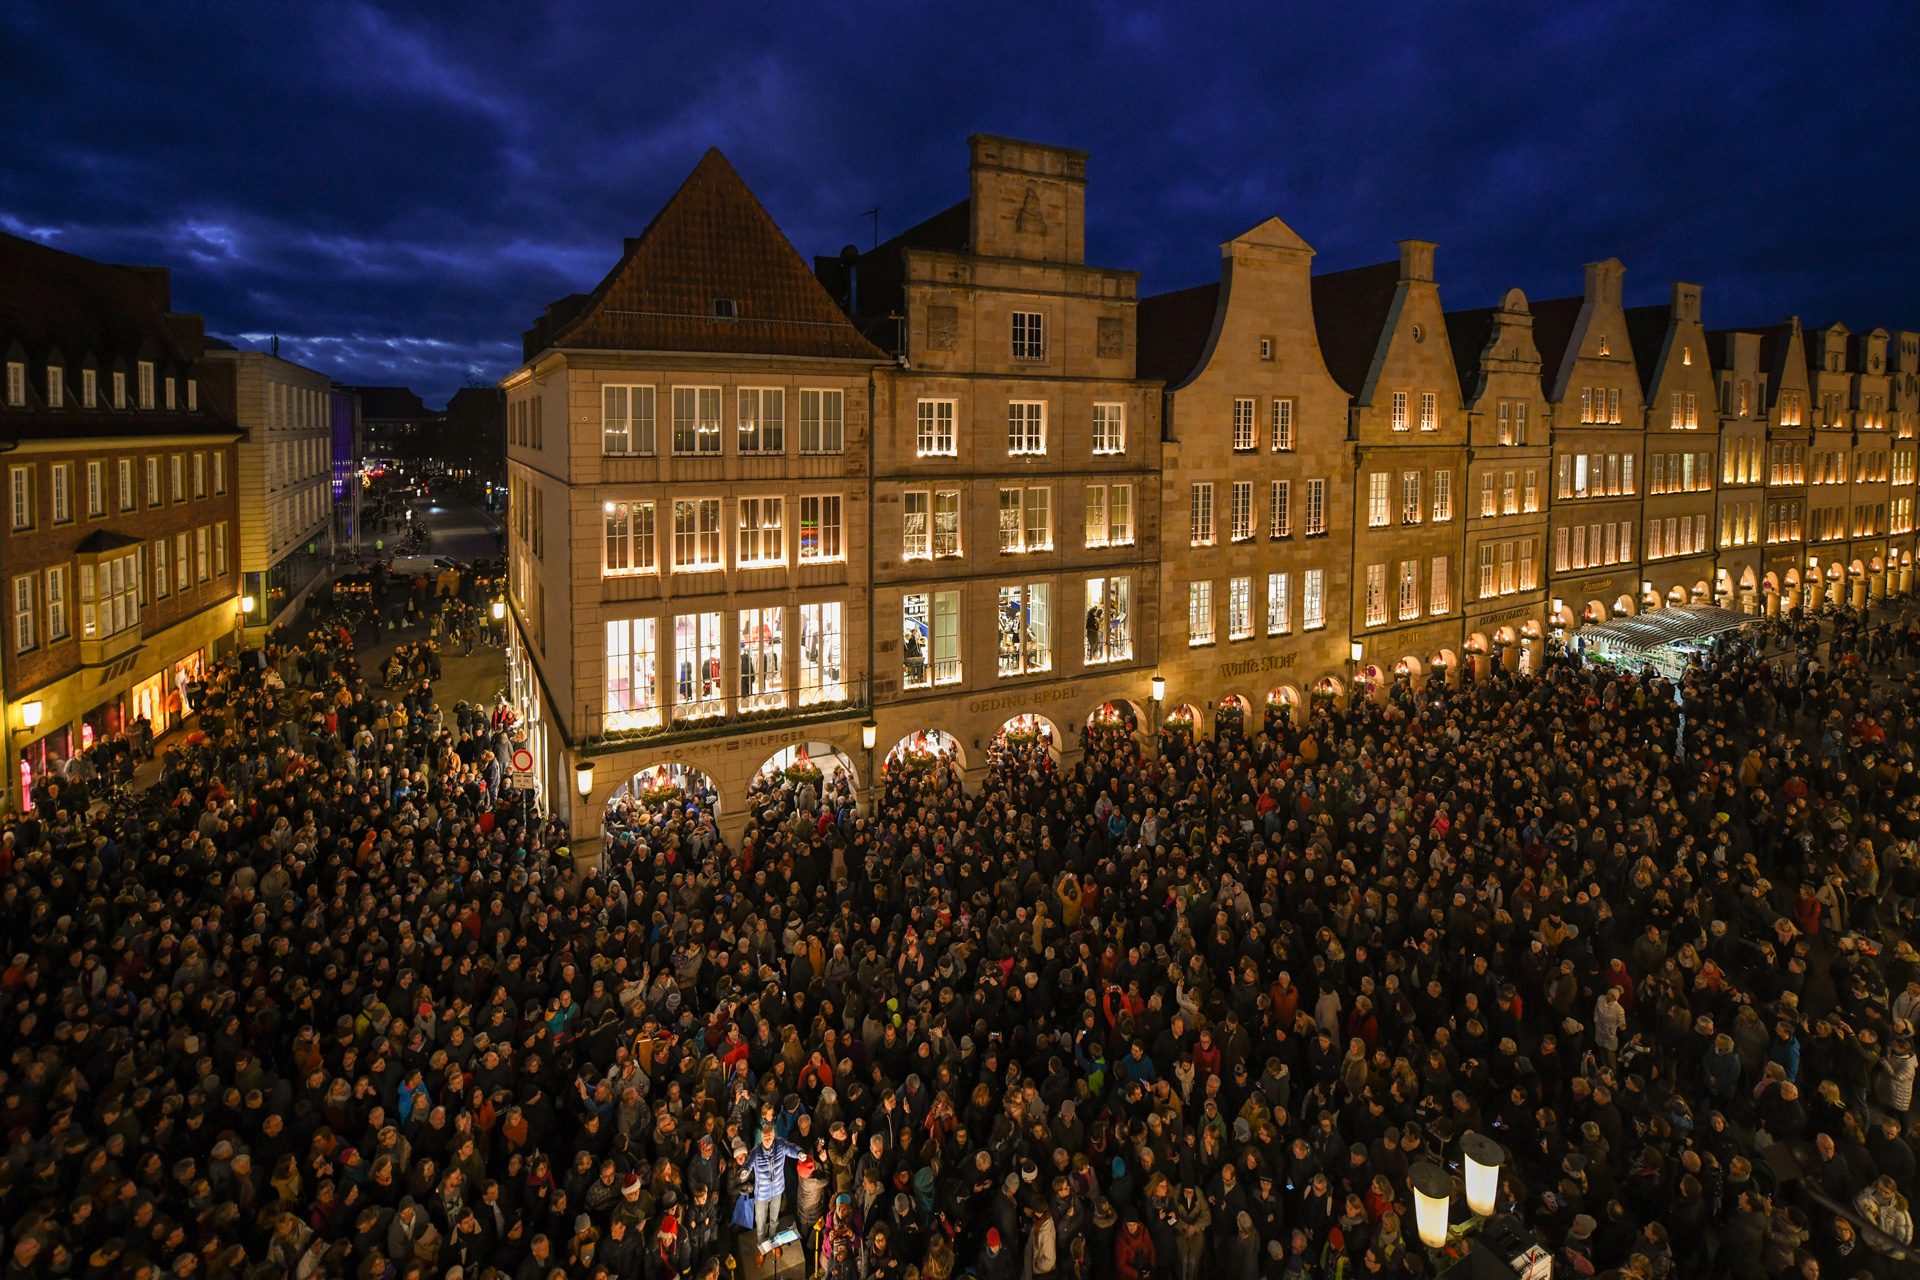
[201,342,336,627]
[441,385,505,478]
[340,384,437,458]
[0,233,241,805]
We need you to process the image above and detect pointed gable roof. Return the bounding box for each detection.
[1309,260,1400,398]
[526,149,885,364]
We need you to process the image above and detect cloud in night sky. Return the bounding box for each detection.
[3,1,1917,407]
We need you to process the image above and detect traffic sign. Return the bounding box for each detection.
[511,747,534,773]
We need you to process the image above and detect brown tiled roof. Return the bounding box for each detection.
[1443,306,1497,403]
[1137,283,1220,385]
[1623,304,1673,397]
[529,149,886,365]
[0,231,234,441]
[1528,295,1586,397]
[1309,261,1399,398]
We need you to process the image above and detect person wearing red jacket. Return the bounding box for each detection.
[1114,1216,1156,1280]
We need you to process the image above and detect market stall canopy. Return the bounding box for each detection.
[1574,605,1758,677]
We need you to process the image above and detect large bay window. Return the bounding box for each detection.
[996,583,1052,676]
[81,550,140,641]
[1085,575,1133,663]
[903,591,960,688]
[604,618,660,731]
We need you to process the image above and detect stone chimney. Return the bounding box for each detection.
[1398,240,1435,283]
[1672,282,1702,324]
[1583,259,1624,307]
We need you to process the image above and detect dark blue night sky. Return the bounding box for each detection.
[4,1,1916,406]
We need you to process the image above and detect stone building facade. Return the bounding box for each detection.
[842,136,1163,788]
[497,138,1920,845]
[502,150,885,850]
[1535,260,1647,624]
[1140,217,1355,735]
[1311,243,1470,688]
[1630,284,1722,610]
[200,344,336,630]
[1449,289,1552,673]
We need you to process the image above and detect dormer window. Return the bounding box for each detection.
[81,369,96,408]
[46,366,62,409]
[3,362,21,407]
[712,297,737,319]
[137,361,154,409]
[164,376,176,410]
[186,380,197,412]
[112,371,126,408]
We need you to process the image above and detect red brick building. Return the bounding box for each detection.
[0,233,241,805]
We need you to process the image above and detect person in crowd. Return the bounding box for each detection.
[3,594,1920,1280]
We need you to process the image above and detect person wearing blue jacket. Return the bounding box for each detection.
[748,1122,804,1245]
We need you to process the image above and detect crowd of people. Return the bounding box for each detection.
[3,598,1920,1280]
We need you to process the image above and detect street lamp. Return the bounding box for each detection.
[17,700,43,733]
[1348,640,1363,702]
[1461,1132,1504,1218]
[240,594,256,615]
[575,758,595,800]
[491,599,506,621]
[1150,673,1166,705]
[1411,1161,1453,1250]
[861,719,879,818]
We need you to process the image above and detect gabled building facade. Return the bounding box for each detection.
[1141,216,1354,732]
[1887,330,1920,594]
[0,233,242,807]
[1448,288,1551,672]
[1629,284,1722,609]
[1707,328,1771,614]
[1312,242,1469,688]
[1849,327,1894,604]
[504,150,886,849]
[1535,260,1647,624]
[1805,323,1860,607]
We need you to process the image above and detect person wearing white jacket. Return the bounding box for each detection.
[1593,989,1627,1065]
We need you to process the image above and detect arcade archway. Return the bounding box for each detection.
[1217,694,1252,738]
[1266,685,1302,731]
[756,742,860,807]
[992,713,1062,768]
[608,762,720,824]
[886,729,965,777]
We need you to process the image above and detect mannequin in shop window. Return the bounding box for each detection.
[678,658,694,702]
[1086,603,1103,660]
[740,644,756,697]
[702,652,721,700]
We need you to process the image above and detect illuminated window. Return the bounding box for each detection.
[736,388,785,454]
[1233,398,1256,452]
[799,390,844,454]
[604,618,660,730]
[601,385,656,456]
[1007,401,1046,455]
[1271,399,1294,451]
[1085,575,1133,663]
[671,386,722,455]
[996,583,1052,676]
[916,399,956,456]
[1228,576,1252,640]
[736,497,785,567]
[1091,403,1126,454]
[797,602,844,705]
[799,494,844,562]
[1266,572,1291,635]
[738,607,786,709]
[1189,483,1214,546]
[1188,580,1215,645]
[1011,311,1046,361]
[902,591,960,687]
[672,612,724,718]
